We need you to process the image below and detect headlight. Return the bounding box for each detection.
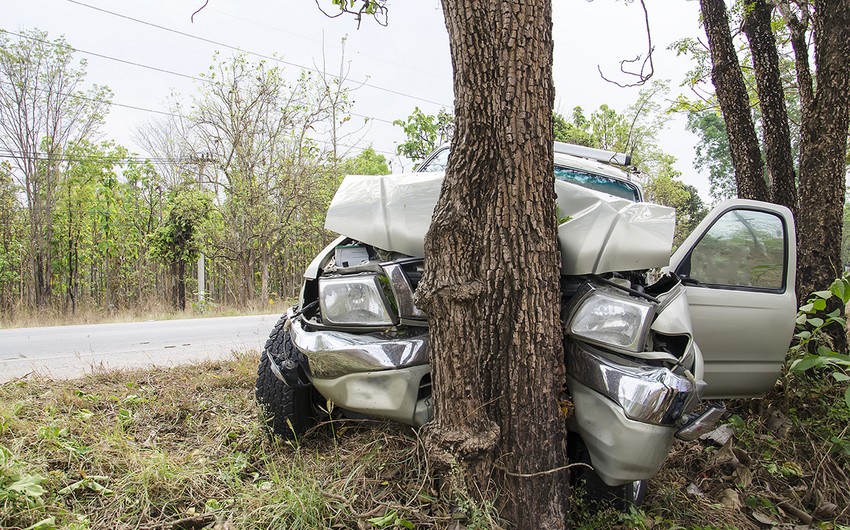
[319,275,395,326]
[568,286,655,353]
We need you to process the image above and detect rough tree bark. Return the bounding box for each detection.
[742,0,797,215]
[795,0,850,352]
[414,1,569,526]
[699,0,769,201]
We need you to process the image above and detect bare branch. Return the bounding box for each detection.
[598,0,655,87]
[190,0,209,23]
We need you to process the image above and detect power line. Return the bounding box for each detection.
[2,29,396,125]
[65,0,452,108]
[0,78,182,118]
[2,30,206,84]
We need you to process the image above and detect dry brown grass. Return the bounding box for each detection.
[0,299,292,330]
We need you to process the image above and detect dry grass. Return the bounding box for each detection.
[2,355,848,529]
[642,379,850,530]
[1,353,447,530]
[0,299,291,330]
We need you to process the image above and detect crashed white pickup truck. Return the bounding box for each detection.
[256,142,797,508]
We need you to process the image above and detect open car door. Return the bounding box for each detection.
[668,199,797,399]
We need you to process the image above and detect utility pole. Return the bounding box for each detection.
[193,152,214,306]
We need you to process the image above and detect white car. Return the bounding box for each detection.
[256,142,797,508]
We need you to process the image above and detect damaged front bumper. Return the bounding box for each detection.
[566,341,701,426]
[287,311,432,426]
[566,340,723,484]
[288,313,429,379]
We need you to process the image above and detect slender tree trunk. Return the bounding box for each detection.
[742,0,798,215]
[416,1,569,526]
[776,0,814,120]
[700,0,769,201]
[796,0,850,352]
[178,260,187,311]
[261,256,270,303]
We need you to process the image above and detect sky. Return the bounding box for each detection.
[2,0,711,198]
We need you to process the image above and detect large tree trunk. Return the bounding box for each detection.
[700,0,769,201]
[415,1,569,526]
[742,0,798,215]
[796,0,850,352]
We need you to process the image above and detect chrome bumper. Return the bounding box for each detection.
[566,341,701,425]
[288,314,429,378]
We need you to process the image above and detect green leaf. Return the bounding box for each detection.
[24,518,56,530]
[817,345,836,357]
[808,317,825,328]
[791,355,825,373]
[845,387,850,411]
[811,299,827,311]
[831,372,850,382]
[369,510,399,528]
[780,461,804,478]
[830,278,850,303]
[59,476,113,495]
[812,290,832,300]
[9,475,46,497]
[794,331,811,340]
[799,303,814,313]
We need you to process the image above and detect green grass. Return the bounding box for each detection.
[2,353,848,529]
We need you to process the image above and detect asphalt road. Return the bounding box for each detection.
[0,314,282,383]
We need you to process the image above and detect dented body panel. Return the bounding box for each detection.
[325,171,675,275]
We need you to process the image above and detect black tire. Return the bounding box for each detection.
[255,316,316,439]
[568,431,647,512]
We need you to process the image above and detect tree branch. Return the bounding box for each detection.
[598,0,655,87]
[190,0,209,23]
[315,0,388,29]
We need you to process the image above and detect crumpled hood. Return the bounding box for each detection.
[325,171,675,275]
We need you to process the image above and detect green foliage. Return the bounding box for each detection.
[0,161,23,311]
[0,28,113,309]
[338,146,390,175]
[789,276,850,411]
[552,81,678,176]
[0,444,47,518]
[149,188,212,266]
[393,107,454,164]
[553,109,594,147]
[644,169,708,247]
[368,509,414,529]
[686,111,736,202]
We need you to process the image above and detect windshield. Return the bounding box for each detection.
[554,166,640,201]
[418,148,640,202]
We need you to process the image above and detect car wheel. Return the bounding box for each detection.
[568,431,647,511]
[255,316,317,439]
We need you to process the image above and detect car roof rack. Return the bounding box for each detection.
[554,141,631,167]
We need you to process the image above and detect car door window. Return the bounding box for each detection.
[679,209,786,291]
